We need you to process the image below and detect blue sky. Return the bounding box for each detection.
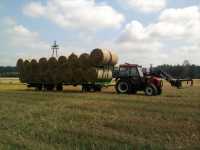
[0,0,200,66]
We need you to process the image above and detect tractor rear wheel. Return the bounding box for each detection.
[116,80,130,94]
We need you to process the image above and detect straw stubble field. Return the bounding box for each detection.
[0,78,199,150]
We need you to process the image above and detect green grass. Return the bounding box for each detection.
[0,78,199,150]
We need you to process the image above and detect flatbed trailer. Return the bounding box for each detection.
[26,79,115,92]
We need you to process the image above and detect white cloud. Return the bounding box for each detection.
[149,6,200,42]
[7,24,49,51]
[123,0,167,13]
[117,6,200,65]
[3,19,50,62]
[23,2,45,17]
[23,0,124,30]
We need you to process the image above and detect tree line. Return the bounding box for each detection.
[155,64,200,79]
[0,65,200,79]
[0,67,17,77]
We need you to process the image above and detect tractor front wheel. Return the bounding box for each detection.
[145,85,158,96]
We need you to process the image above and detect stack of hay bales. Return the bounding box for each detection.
[16,48,118,85]
[89,48,118,82]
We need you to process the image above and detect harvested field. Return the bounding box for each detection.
[0,78,199,149]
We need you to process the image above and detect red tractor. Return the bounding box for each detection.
[113,64,163,96]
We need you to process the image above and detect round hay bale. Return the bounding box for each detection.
[30,59,40,83]
[39,57,48,82]
[39,57,48,66]
[101,69,113,80]
[58,56,67,64]
[57,56,68,83]
[63,67,73,83]
[16,59,23,72]
[79,53,91,68]
[23,60,31,82]
[109,51,118,65]
[16,59,24,82]
[73,68,83,83]
[48,57,58,68]
[90,48,111,65]
[85,67,98,82]
[46,57,58,84]
[68,53,79,67]
[84,68,113,82]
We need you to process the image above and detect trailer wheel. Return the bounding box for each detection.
[82,85,91,92]
[93,85,102,92]
[37,84,43,91]
[56,84,63,91]
[145,85,157,96]
[116,80,130,94]
[46,85,54,91]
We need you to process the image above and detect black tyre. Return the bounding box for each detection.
[82,85,87,92]
[151,84,158,95]
[46,85,54,91]
[93,85,102,92]
[82,85,91,92]
[37,84,43,91]
[145,84,157,96]
[56,84,63,91]
[116,80,130,94]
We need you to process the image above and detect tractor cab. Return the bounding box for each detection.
[113,63,144,79]
[113,63,163,96]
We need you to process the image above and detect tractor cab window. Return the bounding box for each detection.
[129,67,139,77]
[119,67,129,76]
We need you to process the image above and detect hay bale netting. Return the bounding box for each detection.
[68,53,79,67]
[30,59,40,83]
[46,57,58,84]
[16,59,24,82]
[23,60,31,83]
[39,57,48,82]
[79,53,91,68]
[57,56,68,83]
